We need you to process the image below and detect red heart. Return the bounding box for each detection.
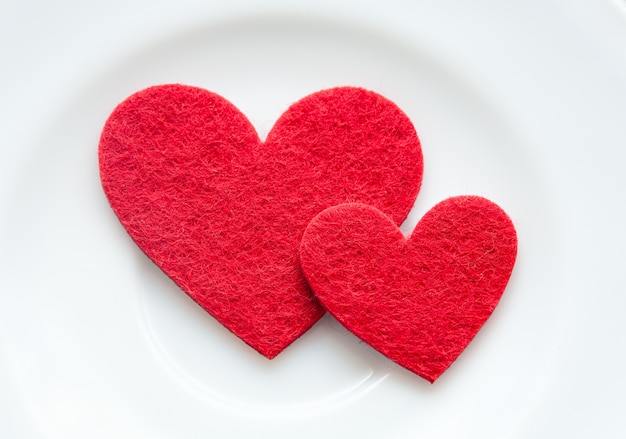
[300,197,517,381]
[99,84,423,358]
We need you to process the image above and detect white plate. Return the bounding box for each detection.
[2,0,626,437]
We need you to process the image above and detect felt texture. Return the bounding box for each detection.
[99,84,423,358]
[300,197,517,382]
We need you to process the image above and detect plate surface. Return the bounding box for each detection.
[1,1,626,438]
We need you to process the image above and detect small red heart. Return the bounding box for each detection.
[99,84,423,358]
[300,197,517,382]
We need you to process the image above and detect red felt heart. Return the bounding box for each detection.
[300,197,517,382]
[99,84,423,358]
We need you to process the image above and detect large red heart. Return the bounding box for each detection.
[299,197,517,381]
[99,84,423,358]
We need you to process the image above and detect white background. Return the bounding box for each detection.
[1,0,626,437]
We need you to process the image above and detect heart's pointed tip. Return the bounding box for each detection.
[417,370,440,384]
[400,360,445,383]
[425,373,440,384]
[255,347,283,360]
